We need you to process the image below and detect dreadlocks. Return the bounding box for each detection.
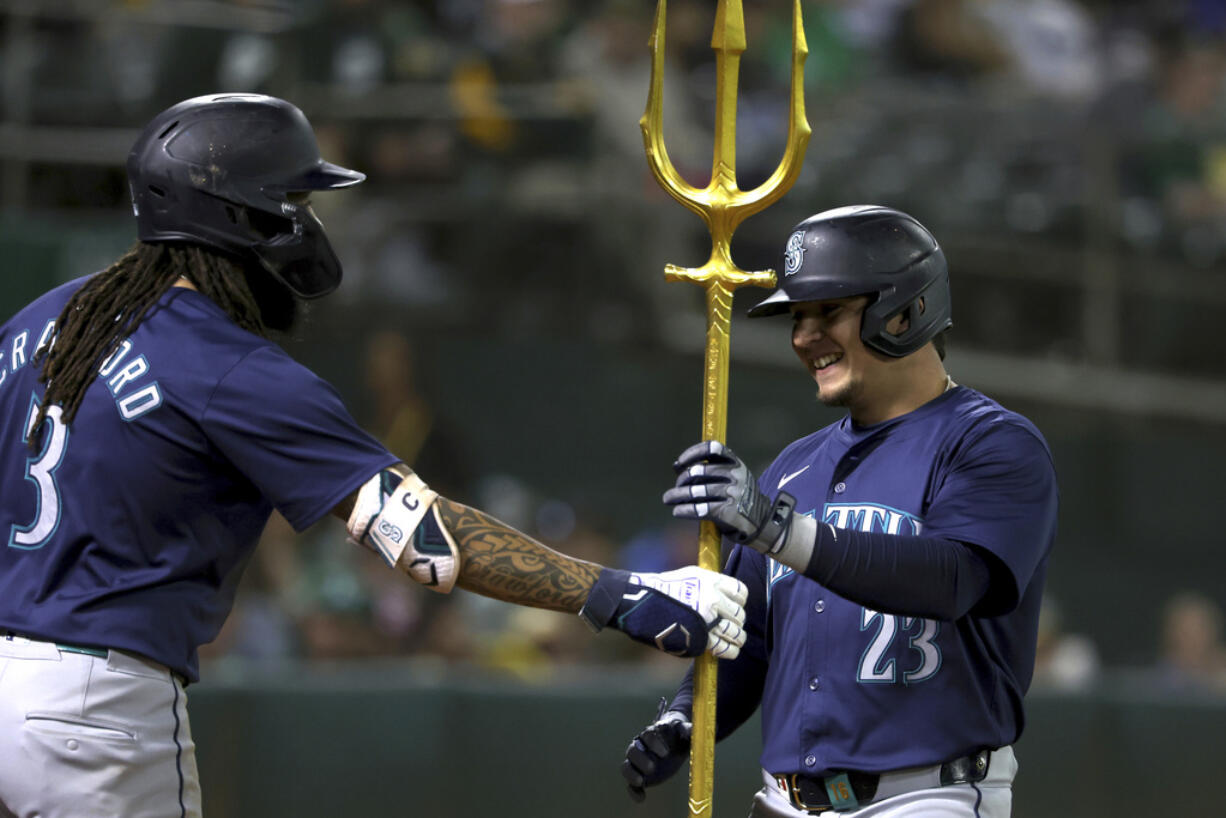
[32,241,269,440]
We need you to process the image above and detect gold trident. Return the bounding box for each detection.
[640,0,809,816]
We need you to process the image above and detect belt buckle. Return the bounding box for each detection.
[779,774,833,815]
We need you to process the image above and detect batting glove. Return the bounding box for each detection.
[664,441,797,554]
[622,699,692,802]
[579,566,748,659]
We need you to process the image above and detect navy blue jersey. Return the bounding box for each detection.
[725,386,1056,776]
[0,279,398,681]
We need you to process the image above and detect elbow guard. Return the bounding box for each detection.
[346,469,460,593]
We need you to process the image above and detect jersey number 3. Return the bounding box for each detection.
[9,397,69,550]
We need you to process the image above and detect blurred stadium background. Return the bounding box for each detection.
[2,0,1225,815]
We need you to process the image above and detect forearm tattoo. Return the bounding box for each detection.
[435,497,601,613]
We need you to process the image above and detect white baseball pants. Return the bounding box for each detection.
[0,635,202,818]
[749,746,1017,818]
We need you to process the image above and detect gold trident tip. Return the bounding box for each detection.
[640,0,811,291]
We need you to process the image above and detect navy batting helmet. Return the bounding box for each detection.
[748,205,952,357]
[127,93,364,299]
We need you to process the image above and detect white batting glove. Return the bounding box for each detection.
[579,565,748,659]
[631,567,748,659]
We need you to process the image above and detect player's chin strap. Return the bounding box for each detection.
[346,468,460,593]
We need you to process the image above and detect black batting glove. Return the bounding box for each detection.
[622,698,692,803]
[664,441,796,554]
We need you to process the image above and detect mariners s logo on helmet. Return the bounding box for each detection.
[784,230,805,276]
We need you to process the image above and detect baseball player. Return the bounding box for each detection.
[0,94,748,818]
[621,206,1058,816]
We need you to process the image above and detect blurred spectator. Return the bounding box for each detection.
[618,520,700,575]
[1184,0,1226,36]
[449,0,582,157]
[197,516,299,668]
[317,117,462,309]
[1031,594,1101,692]
[561,0,706,171]
[1121,36,1226,263]
[450,57,519,153]
[480,510,624,676]
[348,328,473,655]
[243,512,404,662]
[203,327,477,665]
[839,0,915,52]
[297,0,395,92]
[758,0,866,95]
[894,0,1013,81]
[415,486,630,677]
[976,0,1102,99]
[217,31,281,92]
[896,0,1100,99]
[1154,590,1226,694]
[477,0,572,83]
[557,0,711,336]
[362,328,471,497]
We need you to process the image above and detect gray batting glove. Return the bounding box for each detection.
[622,699,692,802]
[664,441,796,554]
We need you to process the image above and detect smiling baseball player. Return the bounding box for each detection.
[0,94,747,818]
[621,206,1058,816]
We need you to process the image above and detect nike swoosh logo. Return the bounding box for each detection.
[777,466,810,489]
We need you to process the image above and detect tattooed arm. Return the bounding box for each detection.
[333,464,749,658]
[435,497,601,612]
[332,468,599,611]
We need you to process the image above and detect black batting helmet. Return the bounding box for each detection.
[748,205,952,357]
[127,93,364,299]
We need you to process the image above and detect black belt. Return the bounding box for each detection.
[776,749,992,814]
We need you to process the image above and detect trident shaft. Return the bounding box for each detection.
[640,1,809,815]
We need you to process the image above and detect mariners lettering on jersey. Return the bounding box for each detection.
[824,503,923,536]
[767,504,924,604]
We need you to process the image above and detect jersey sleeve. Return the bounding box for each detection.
[201,345,400,531]
[923,420,1058,614]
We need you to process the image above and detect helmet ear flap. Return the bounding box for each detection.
[900,296,927,334]
[865,282,948,357]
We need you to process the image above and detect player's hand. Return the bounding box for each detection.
[622,699,692,802]
[665,441,786,552]
[579,566,748,659]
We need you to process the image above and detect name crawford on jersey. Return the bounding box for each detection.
[0,318,163,422]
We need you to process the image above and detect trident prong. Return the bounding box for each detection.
[639,3,809,818]
[640,0,810,289]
